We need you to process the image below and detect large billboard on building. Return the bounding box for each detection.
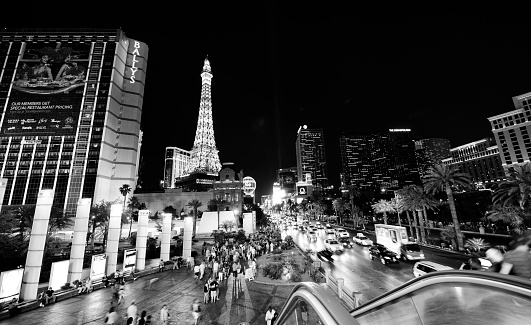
[2,42,89,136]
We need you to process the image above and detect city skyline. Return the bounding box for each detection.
[3,4,531,200]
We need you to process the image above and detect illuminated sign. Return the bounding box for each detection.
[0,268,24,305]
[196,179,213,184]
[2,42,89,136]
[21,139,42,145]
[123,249,136,272]
[129,41,141,84]
[243,176,256,196]
[389,129,411,132]
[49,260,69,290]
[298,186,308,195]
[91,254,106,280]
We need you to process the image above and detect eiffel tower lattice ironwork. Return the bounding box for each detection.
[186,57,222,174]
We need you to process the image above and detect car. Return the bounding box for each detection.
[315,221,321,226]
[298,225,305,233]
[316,249,334,262]
[292,225,298,230]
[413,261,453,277]
[325,224,333,231]
[400,243,425,261]
[335,228,350,238]
[324,230,336,239]
[325,239,344,253]
[307,231,318,242]
[317,224,324,230]
[353,233,373,246]
[337,237,353,248]
[368,244,399,265]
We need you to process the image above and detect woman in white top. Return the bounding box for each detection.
[160,304,169,325]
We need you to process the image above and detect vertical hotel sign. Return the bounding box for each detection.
[123,37,148,87]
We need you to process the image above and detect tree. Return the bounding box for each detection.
[127,196,146,238]
[400,185,440,243]
[487,204,530,235]
[371,199,395,224]
[89,200,113,249]
[48,205,75,233]
[423,163,472,251]
[332,198,346,223]
[118,184,132,239]
[492,163,531,210]
[187,199,203,237]
[12,205,35,243]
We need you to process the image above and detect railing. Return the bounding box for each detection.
[275,271,531,325]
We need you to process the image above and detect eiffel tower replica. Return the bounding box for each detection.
[175,57,222,191]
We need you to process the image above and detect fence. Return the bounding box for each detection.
[322,267,362,310]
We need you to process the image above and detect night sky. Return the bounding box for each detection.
[4,4,531,200]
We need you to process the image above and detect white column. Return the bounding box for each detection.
[160,213,172,261]
[20,189,54,301]
[183,216,193,260]
[136,210,149,271]
[68,198,91,283]
[106,204,122,275]
[0,178,7,213]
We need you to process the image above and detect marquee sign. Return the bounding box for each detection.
[243,176,256,196]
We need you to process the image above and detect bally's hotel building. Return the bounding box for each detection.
[0,29,148,215]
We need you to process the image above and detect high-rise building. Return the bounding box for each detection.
[442,138,505,187]
[414,138,451,177]
[488,91,531,171]
[176,57,221,191]
[295,125,329,191]
[339,129,420,190]
[0,28,147,214]
[277,167,297,196]
[163,147,190,188]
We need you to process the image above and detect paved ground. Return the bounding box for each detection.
[3,242,296,325]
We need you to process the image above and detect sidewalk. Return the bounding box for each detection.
[1,239,296,325]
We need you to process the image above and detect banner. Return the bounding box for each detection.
[2,42,90,136]
[49,260,69,290]
[0,268,24,306]
[91,254,106,280]
[123,249,136,272]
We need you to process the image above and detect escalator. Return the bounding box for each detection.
[275,271,531,325]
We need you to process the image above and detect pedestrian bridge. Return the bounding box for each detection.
[275,271,531,324]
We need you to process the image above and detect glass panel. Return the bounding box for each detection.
[356,296,422,325]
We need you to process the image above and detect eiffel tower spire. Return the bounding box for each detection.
[186,57,222,174]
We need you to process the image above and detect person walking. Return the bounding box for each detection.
[199,260,206,280]
[212,259,219,279]
[191,298,201,325]
[172,256,179,271]
[265,306,275,325]
[203,279,210,303]
[117,285,125,305]
[105,306,119,324]
[194,263,200,280]
[209,277,219,302]
[499,230,531,279]
[160,304,170,325]
[187,255,194,272]
[138,310,148,325]
[126,299,138,325]
[158,259,165,273]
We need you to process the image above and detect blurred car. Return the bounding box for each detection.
[292,225,298,230]
[335,228,350,238]
[337,237,353,248]
[299,225,306,233]
[325,224,333,231]
[316,249,334,262]
[324,230,336,240]
[325,239,344,253]
[400,243,425,261]
[317,224,324,230]
[413,261,453,277]
[307,231,318,242]
[368,244,399,265]
[353,233,373,246]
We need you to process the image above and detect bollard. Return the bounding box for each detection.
[353,291,362,308]
[337,278,344,298]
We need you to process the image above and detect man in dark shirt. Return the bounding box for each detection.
[209,278,219,302]
[45,287,56,305]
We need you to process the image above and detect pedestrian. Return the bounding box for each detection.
[193,263,200,280]
[459,257,483,270]
[499,230,531,279]
[117,285,125,305]
[160,304,170,325]
[300,301,308,325]
[209,277,219,302]
[203,279,210,303]
[232,261,239,279]
[249,258,257,279]
[199,260,206,280]
[265,306,275,325]
[138,310,148,325]
[172,256,179,271]
[38,291,45,307]
[158,259,165,272]
[485,248,504,272]
[127,299,138,325]
[44,286,56,305]
[105,306,119,324]
[213,259,219,279]
[191,298,201,325]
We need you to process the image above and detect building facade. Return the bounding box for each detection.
[442,138,505,187]
[163,146,190,188]
[488,91,531,171]
[0,28,147,214]
[277,167,297,196]
[295,125,329,191]
[212,162,244,214]
[339,129,420,190]
[414,138,451,177]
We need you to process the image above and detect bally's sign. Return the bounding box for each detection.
[129,41,141,84]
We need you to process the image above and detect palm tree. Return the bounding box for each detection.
[118,184,132,239]
[12,205,35,243]
[492,162,531,210]
[332,198,346,224]
[487,204,530,234]
[89,200,112,249]
[464,238,490,253]
[400,185,439,243]
[423,163,472,251]
[127,196,146,238]
[371,199,395,224]
[390,196,404,227]
[187,199,203,237]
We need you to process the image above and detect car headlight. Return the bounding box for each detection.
[384,256,391,259]
[420,254,425,257]
[407,255,412,258]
